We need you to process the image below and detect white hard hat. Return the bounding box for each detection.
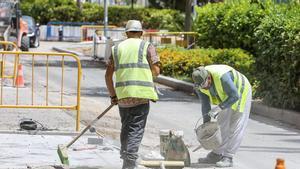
[125,20,143,32]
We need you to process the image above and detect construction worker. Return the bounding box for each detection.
[105,20,160,169]
[94,30,106,41]
[192,64,252,167]
[58,25,63,41]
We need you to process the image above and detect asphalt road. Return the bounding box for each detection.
[15,41,300,169]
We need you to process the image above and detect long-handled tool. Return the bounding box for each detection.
[57,104,114,165]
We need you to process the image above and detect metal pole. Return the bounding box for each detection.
[16,2,20,44]
[104,0,108,37]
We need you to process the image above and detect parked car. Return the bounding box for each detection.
[22,15,40,48]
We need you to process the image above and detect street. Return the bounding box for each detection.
[0,41,299,168]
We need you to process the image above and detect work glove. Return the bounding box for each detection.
[110,96,118,105]
[208,106,222,119]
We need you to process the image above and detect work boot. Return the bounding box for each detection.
[122,159,136,169]
[198,151,222,164]
[216,156,233,167]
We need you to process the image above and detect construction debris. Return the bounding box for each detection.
[87,137,103,145]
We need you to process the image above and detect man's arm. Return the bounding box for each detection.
[105,57,116,98]
[147,44,160,77]
[195,89,211,123]
[219,72,239,109]
[151,63,160,77]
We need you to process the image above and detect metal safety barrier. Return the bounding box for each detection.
[81,25,117,41]
[143,32,198,49]
[0,51,82,131]
[0,41,18,51]
[92,31,199,60]
[0,41,18,83]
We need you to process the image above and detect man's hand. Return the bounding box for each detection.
[110,96,118,105]
[208,106,222,119]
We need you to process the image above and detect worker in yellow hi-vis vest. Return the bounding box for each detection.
[105,20,160,169]
[192,65,252,168]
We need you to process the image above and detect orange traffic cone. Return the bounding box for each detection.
[15,64,25,88]
[275,158,285,169]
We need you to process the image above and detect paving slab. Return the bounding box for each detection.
[0,132,121,169]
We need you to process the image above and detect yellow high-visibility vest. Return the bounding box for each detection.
[199,65,250,112]
[112,38,158,100]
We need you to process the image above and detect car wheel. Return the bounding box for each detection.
[7,36,17,51]
[20,36,30,51]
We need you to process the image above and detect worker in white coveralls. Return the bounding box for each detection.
[192,64,252,167]
[105,20,160,169]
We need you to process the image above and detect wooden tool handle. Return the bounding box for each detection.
[66,104,114,148]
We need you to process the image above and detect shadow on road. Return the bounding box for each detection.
[190,163,215,168]
[253,133,299,136]
[239,145,300,153]
[27,60,106,68]
[249,114,300,133]
[79,87,198,103]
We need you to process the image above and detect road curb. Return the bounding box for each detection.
[52,46,83,57]
[53,46,300,129]
[155,75,194,93]
[251,101,300,129]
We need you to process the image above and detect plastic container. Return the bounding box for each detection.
[194,121,222,150]
[275,158,285,169]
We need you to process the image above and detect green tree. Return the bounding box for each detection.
[148,0,185,11]
[185,0,192,32]
[76,0,81,10]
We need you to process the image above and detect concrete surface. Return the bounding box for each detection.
[0,41,299,169]
[51,42,300,169]
[0,132,120,169]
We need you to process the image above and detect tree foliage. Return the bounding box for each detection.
[20,1,184,31]
[194,0,300,110]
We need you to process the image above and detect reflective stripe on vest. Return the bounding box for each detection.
[114,40,150,71]
[116,81,154,88]
[199,65,250,112]
[112,38,158,100]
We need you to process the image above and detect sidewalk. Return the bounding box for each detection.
[0,132,121,169]
[0,64,121,168]
[0,94,120,168]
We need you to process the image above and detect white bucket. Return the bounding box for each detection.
[195,121,222,150]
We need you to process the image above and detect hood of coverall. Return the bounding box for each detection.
[192,66,209,86]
